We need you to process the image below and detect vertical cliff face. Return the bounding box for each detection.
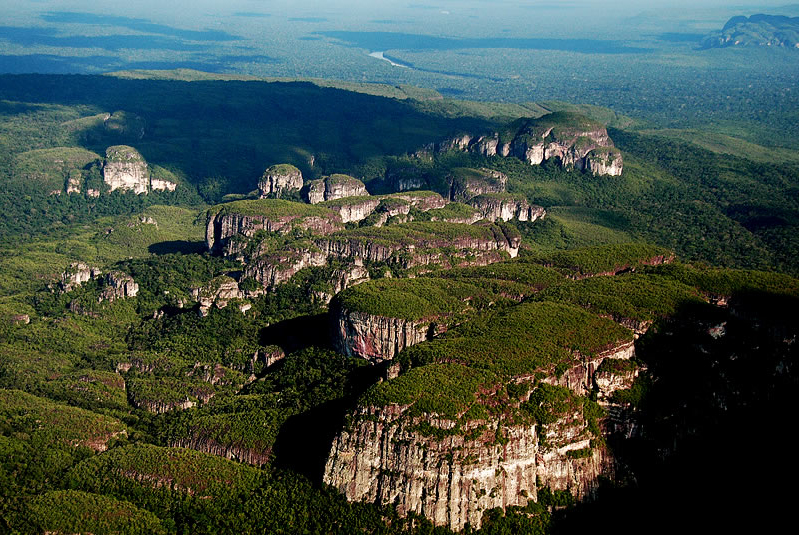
[103,145,149,194]
[204,200,343,255]
[468,194,546,223]
[324,300,638,531]
[258,164,304,198]
[332,309,431,363]
[100,271,139,302]
[324,380,617,531]
[305,174,368,204]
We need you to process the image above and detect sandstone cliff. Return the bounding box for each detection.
[305,174,367,204]
[468,194,546,223]
[100,271,139,302]
[324,369,628,531]
[102,145,178,194]
[436,112,623,176]
[205,199,343,256]
[258,164,304,198]
[449,168,507,202]
[324,301,636,530]
[103,145,150,194]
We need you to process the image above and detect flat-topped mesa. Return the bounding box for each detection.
[205,199,344,256]
[469,193,547,223]
[449,167,507,202]
[258,164,304,198]
[244,220,521,291]
[103,145,178,194]
[332,263,564,362]
[315,221,521,268]
[438,112,623,177]
[305,174,367,204]
[324,303,636,530]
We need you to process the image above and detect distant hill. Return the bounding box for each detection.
[702,14,799,48]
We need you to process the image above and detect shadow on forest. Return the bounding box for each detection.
[260,313,332,354]
[0,74,493,194]
[271,363,383,483]
[148,240,206,255]
[555,293,798,533]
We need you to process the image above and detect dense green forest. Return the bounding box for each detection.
[0,70,797,533]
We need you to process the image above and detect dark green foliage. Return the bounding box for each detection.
[333,277,500,321]
[530,243,672,277]
[535,272,702,323]
[22,490,166,535]
[399,302,633,377]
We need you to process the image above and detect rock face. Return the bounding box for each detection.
[59,263,102,292]
[190,276,245,317]
[332,309,430,363]
[449,168,507,202]
[305,174,367,204]
[437,112,623,177]
[150,177,177,191]
[100,271,139,302]
[258,164,304,198]
[324,312,637,530]
[468,194,547,223]
[103,145,150,194]
[324,389,616,531]
[102,145,178,194]
[205,201,344,256]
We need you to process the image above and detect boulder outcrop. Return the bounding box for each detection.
[258,164,304,198]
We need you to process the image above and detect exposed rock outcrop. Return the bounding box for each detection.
[305,174,367,204]
[324,384,615,531]
[103,145,150,194]
[102,145,177,194]
[436,112,623,176]
[59,263,102,292]
[258,164,304,198]
[468,194,546,223]
[150,177,177,191]
[100,271,139,302]
[170,435,272,467]
[190,276,245,317]
[449,168,507,202]
[205,200,344,256]
[332,310,431,363]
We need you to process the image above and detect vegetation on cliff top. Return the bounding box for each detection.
[210,198,335,219]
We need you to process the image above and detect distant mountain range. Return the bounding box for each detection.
[703,14,799,48]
